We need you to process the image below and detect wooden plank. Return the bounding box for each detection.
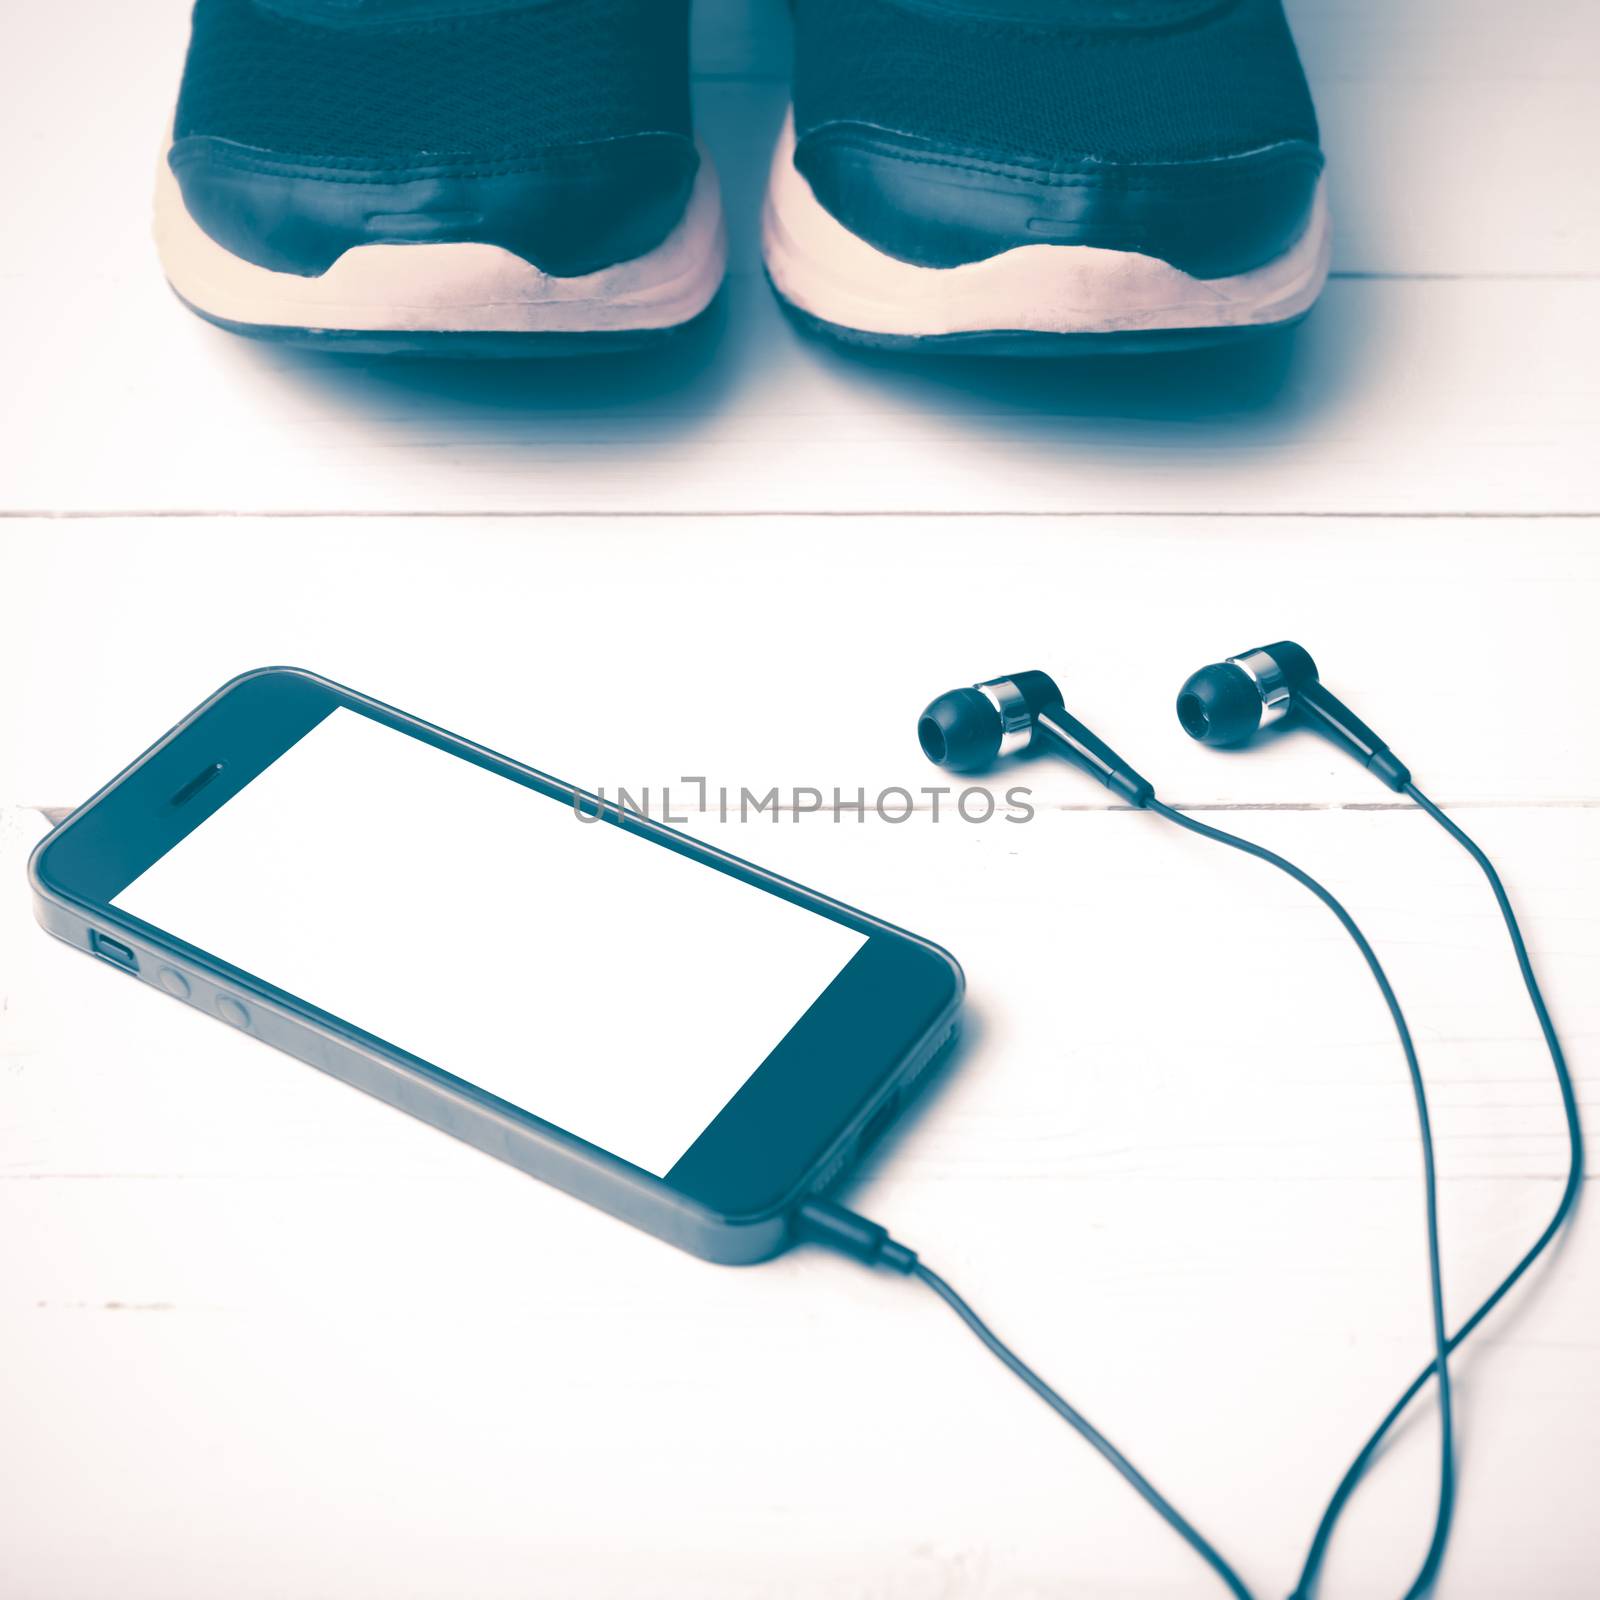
[2,794,1593,1597]
[693,0,791,79]
[3,515,1597,810]
[4,265,1595,516]
[7,793,1594,1183]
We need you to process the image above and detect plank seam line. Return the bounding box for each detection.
[5,511,1599,522]
[1330,271,1600,282]
[26,800,1600,822]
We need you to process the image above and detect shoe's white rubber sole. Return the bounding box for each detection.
[154,140,727,345]
[761,111,1331,350]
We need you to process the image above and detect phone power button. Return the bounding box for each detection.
[216,995,251,1030]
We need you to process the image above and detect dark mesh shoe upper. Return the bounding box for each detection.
[176,0,690,165]
[790,0,1323,278]
[170,0,696,277]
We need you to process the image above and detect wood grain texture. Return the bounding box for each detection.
[2,1,1596,1596]
[4,516,1596,810]
[3,788,1595,1599]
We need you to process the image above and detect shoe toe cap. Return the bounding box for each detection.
[792,125,1323,280]
[168,132,701,278]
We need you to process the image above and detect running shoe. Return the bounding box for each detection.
[157,0,725,354]
[764,0,1330,354]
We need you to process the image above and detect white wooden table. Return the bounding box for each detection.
[2,4,1595,1597]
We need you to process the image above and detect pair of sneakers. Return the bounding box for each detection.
[158,0,1330,357]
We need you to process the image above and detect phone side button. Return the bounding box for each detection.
[216,995,251,1029]
[157,967,191,999]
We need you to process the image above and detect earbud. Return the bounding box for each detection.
[918,672,1153,807]
[1175,641,1411,791]
[917,670,1063,772]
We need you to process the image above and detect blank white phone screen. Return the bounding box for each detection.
[113,708,868,1176]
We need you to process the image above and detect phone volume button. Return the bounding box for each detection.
[216,995,251,1029]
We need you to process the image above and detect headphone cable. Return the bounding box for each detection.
[1289,784,1584,1599]
[1146,799,1454,1600]
[801,795,1458,1600]
[794,1198,1259,1600]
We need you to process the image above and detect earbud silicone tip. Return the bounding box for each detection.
[917,688,1003,772]
[1175,663,1263,746]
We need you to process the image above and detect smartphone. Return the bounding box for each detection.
[29,669,962,1264]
